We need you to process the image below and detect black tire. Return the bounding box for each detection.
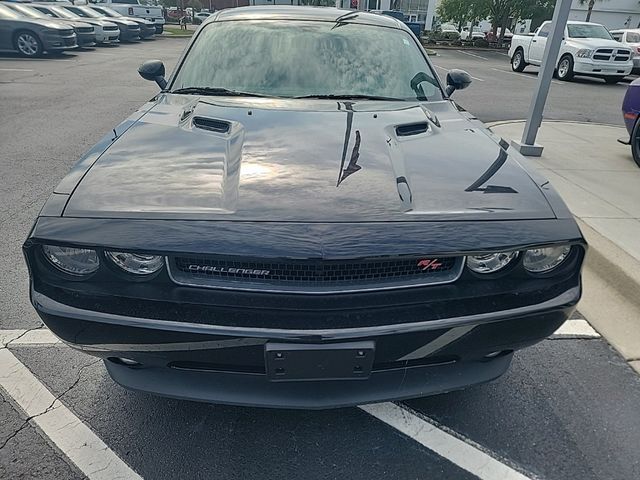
[155,25,163,34]
[13,30,43,58]
[631,118,640,168]
[556,54,574,81]
[511,48,526,72]
[604,76,625,84]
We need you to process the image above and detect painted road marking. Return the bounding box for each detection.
[360,402,533,480]
[456,50,489,61]
[490,67,564,86]
[0,347,142,480]
[0,68,34,72]
[551,319,600,338]
[433,64,485,82]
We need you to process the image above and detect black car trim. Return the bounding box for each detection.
[32,285,580,342]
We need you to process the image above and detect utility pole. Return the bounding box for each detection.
[511,0,572,156]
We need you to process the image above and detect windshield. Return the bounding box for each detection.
[7,4,47,19]
[49,6,81,19]
[567,24,613,40]
[94,6,121,17]
[65,6,102,18]
[172,20,442,101]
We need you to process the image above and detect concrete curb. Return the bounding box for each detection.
[576,219,640,371]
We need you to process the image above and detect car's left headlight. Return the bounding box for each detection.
[523,245,572,273]
[466,251,518,274]
[105,251,164,275]
[576,49,593,58]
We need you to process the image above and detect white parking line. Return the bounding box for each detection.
[490,67,564,86]
[360,402,533,480]
[0,346,142,480]
[456,50,489,61]
[551,319,600,338]
[0,68,34,72]
[433,64,485,82]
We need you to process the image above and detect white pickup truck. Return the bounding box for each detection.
[88,0,164,33]
[508,20,633,83]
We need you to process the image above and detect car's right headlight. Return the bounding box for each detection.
[576,49,594,58]
[105,251,164,275]
[466,251,518,274]
[523,245,572,273]
[43,245,100,276]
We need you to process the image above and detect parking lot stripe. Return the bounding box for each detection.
[0,68,34,72]
[551,319,600,338]
[456,50,489,61]
[490,67,564,86]
[0,347,142,480]
[360,402,533,480]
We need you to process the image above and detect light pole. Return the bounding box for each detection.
[511,0,573,156]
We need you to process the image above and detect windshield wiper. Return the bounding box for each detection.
[171,87,273,98]
[294,94,405,101]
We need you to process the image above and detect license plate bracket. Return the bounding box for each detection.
[265,341,375,382]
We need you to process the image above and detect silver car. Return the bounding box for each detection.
[0,3,76,56]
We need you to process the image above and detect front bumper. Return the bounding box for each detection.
[119,27,141,42]
[33,283,579,408]
[96,30,120,43]
[76,32,96,47]
[42,33,77,51]
[574,58,633,76]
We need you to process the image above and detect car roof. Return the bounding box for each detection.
[210,6,405,29]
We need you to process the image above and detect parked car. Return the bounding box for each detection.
[486,27,513,44]
[610,28,640,73]
[88,0,164,34]
[59,5,140,42]
[24,6,585,409]
[620,78,640,167]
[0,2,76,56]
[193,11,210,25]
[90,5,154,38]
[509,20,633,83]
[32,3,120,44]
[4,2,96,47]
[460,26,484,41]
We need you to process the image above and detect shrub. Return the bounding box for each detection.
[473,38,489,48]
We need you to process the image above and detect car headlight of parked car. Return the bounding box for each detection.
[42,245,100,276]
[466,251,518,274]
[576,49,594,58]
[523,245,572,273]
[105,251,164,275]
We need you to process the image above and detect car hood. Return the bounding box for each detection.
[568,37,631,50]
[63,96,556,222]
[81,18,117,27]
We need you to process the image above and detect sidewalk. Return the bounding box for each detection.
[490,120,640,373]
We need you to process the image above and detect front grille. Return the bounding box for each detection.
[103,25,119,31]
[63,37,76,46]
[168,254,464,293]
[76,27,94,33]
[594,48,631,61]
[128,25,140,30]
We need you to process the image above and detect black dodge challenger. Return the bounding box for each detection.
[24,6,585,409]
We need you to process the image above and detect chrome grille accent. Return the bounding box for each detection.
[167,255,465,293]
[593,48,631,62]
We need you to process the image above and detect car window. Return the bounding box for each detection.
[627,32,640,43]
[537,23,551,38]
[172,20,443,101]
[567,24,612,40]
[611,32,623,41]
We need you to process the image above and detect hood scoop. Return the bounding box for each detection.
[193,116,231,134]
[396,122,429,137]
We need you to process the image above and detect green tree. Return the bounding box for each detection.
[436,0,489,32]
[577,0,606,22]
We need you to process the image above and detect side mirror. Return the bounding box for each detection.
[445,69,472,96]
[138,59,167,90]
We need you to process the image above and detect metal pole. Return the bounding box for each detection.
[511,0,572,156]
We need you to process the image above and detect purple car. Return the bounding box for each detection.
[621,78,640,167]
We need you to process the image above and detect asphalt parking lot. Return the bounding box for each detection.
[2,39,640,480]
[430,48,634,125]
